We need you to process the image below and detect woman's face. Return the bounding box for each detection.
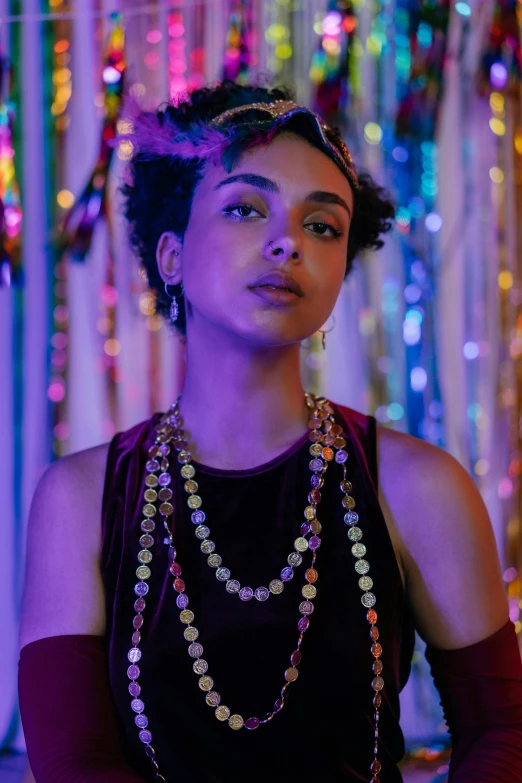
[168,131,354,346]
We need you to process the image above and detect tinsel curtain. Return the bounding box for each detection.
[1,0,520,759]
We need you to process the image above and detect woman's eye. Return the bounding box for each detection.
[306,222,343,239]
[223,203,261,219]
[223,203,343,239]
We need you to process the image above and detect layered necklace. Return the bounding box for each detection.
[125,392,384,783]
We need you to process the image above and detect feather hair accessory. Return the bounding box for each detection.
[109,93,359,188]
[107,92,231,165]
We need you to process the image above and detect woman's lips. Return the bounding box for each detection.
[249,285,301,304]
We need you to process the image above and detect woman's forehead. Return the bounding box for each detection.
[199,133,354,203]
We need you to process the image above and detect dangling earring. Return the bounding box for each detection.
[164,281,179,322]
[318,314,336,349]
[164,249,182,323]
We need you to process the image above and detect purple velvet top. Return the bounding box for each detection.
[101,403,415,782]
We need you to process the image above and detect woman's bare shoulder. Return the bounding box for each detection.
[19,442,112,649]
[376,425,508,649]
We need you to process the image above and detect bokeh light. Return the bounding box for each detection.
[364,122,383,145]
[489,117,506,136]
[490,62,508,89]
[455,2,471,16]
[387,403,404,421]
[411,367,428,392]
[103,65,121,84]
[425,212,442,233]
[474,459,490,476]
[392,146,409,163]
[146,29,162,44]
[57,189,74,208]
[498,270,514,290]
[463,341,479,360]
[322,11,342,35]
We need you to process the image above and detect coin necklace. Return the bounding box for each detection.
[126,392,384,783]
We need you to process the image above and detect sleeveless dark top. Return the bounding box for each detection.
[101,403,415,783]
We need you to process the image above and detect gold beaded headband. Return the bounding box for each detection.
[112,94,359,191]
[210,99,359,191]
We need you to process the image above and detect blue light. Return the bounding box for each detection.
[420,141,436,157]
[394,33,410,49]
[417,23,432,48]
[421,181,438,198]
[405,308,423,325]
[467,403,482,421]
[455,2,471,16]
[408,197,425,219]
[382,276,399,295]
[387,403,404,421]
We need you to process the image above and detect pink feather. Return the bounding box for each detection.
[108,92,230,163]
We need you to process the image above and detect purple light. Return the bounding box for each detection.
[48,378,66,402]
[51,331,68,349]
[425,212,442,233]
[403,320,421,346]
[392,146,409,163]
[322,11,342,35]
[404,283,422,304]
[410,367,428,392]
[504,567,518,583]
[103,65,122,84]
[498,476,513,500]
[5,207,22,227]
[429,400,443,419]
[463,341,479,360]
[146,29,163,44]
[490,62,508,90]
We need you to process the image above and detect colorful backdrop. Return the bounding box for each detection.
[1,0,521,766]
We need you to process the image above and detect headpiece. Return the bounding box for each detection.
[111,94,359,191]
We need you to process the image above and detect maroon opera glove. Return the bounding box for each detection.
[18,634,148,783]
[425,619,522,783]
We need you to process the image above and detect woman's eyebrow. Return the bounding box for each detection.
[213,173,352,218]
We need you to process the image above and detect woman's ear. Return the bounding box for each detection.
[156,231,183,284]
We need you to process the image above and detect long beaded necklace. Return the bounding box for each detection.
[126,392,384,783]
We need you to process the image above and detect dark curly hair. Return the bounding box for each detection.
[120,78,396,334]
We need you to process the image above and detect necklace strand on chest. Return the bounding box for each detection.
[126,393,384,783]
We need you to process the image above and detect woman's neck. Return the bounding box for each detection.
[178,337,310,471]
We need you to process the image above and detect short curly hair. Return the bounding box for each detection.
[120,78,396,334]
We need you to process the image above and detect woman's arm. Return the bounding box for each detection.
[18,447,147,783]
[377,427,522,782]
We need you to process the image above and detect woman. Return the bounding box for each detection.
[18,79,522,783]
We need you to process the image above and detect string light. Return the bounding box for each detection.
[49,0,73,452]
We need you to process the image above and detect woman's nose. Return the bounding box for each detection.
[264,237,301,262]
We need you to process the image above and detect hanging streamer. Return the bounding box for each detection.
[222,0,254,83]
[478,0,521,95]
[0,51,22,289]
[478,0,522,635]
[47,0,74,455]
[383,0,449,442]
[55,13,125,262]
[309,1,355,129]
[52,13,126,439]
[306,2,356,397]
